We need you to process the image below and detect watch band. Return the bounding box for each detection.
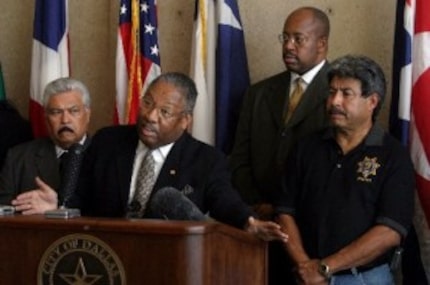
[318,260,331,280]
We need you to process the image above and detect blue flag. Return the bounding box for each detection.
[389,0,411,146]
[190,0,250,154]
[216,0,250,154]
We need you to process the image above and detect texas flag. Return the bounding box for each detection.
[190,0,250,154]
[30,0,70,138]
[115,0,161,125]
[390,0,430,277]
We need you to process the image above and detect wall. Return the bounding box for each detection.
[0,0,396,134]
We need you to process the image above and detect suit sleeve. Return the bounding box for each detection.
[229,88,262,205]
[0,150,19,204]
[206,150,254,229]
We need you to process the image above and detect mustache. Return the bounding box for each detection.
[58,126,74,134]
[283,52,297,59]
[139,117,157,133]
[327,107,346,116]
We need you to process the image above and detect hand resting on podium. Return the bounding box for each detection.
[11,176,58,215]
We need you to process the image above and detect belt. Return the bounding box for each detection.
[334,262,388,276]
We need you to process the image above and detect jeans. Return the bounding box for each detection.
[330,264,394,285]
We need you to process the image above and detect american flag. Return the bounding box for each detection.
[390,0,430,277]
[115,0,161,125]
[190,0,250,154]
[29,0,70,138]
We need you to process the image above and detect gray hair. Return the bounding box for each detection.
[146,72,198,114]
[43,77,91,107]
[328,55,386,121]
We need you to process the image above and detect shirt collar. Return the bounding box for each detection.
[290,60,326,86]
[55,135,88,158]
[323,123,385,147]
[136,140,174,163]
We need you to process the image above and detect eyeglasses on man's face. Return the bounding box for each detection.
[140,96,185,120]
[278,33,308,47]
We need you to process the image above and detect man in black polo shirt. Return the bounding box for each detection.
[275,55,414,284]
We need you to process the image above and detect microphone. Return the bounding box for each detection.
[147,187,207,221]
[45,143,84,219]
[59,143,85,207]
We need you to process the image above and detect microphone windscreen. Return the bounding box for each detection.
[148,187,206,221]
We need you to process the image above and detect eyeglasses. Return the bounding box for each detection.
[141,96,186,120]
[278,33,308,47]
[46,105,86,118]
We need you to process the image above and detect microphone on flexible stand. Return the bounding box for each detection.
[45,143,84,219]
[146,187,207,221]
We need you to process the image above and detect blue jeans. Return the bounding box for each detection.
[330,264,394,285]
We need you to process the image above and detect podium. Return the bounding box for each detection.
[0,215,267,284]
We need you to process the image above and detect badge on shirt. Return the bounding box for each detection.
[357,156,381,182]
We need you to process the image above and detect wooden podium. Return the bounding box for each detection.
[0,215,267,284]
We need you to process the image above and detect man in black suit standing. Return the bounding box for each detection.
[0,77,91,214]
[229,7,331,284]
[67,72,287,241]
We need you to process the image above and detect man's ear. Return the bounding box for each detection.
[318,36,328,51]
[181,113,193,132]
[368,92,379,111]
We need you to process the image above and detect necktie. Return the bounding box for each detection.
[285,77,304,123]
[129,151,156,218]
[59,143,84,207]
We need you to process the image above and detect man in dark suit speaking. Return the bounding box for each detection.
[69,72,287,241]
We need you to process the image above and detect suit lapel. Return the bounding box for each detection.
[265,71,291,129]
[153,133,188,191]
[35,139,61,189]
[285,63,330,127]
[116,127,139,207]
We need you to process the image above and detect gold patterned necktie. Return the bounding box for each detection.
[285,77,304,123]
[129,150,156,218]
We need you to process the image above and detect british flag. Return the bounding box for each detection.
[115,0,161,125]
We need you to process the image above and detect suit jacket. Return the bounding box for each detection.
[0,103,33,168]
[229,63,330,204]
[71,125,253,229]
[0,137,91,205]
[0,138,60,204]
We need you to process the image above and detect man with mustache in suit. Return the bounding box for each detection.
[0,77,91,214]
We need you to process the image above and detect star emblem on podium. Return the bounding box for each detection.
[59,258,102,285]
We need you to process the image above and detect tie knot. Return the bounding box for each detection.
[68,143,84,155]
[294,77,303,89]
[285,77,305,124]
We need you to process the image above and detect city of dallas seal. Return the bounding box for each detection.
[38,234,126,285]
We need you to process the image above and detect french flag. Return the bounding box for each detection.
[29,0,70,138]
[390,0,430,276]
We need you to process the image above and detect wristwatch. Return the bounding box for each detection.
[318,260,331,280]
